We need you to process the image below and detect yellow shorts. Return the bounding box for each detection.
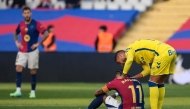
[150,47,176,76]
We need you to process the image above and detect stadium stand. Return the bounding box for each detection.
[0,0,157,52]
[166,18,190,53]
[0,0,154,12]
[115,0,190,53]
[0,9,138,52]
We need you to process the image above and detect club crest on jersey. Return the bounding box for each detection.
[25,28,28,32]
[24,35,30,42]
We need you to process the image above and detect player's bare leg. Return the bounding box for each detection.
[149,75,167,109]
[10,65,23,97]
[29,69,37,98]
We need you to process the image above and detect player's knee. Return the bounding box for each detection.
[16,65,23,72]
[30,69,37,75]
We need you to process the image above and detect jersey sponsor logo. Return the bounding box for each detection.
[24,35,30,42]
[25,28,28,32]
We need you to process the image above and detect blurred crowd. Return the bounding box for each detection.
[3,0,81,9]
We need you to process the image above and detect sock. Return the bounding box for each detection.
[31,74,37,92]
[31,90,35,94]
[16,87,21,92]
[148,81,159,109]
[158,84,165,109]
[87,94,104,109]
[16,72,22,92]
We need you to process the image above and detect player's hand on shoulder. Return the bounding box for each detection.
[31,43,40,50]
[15,41,23,49]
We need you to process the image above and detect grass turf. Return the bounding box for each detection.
[0,83,190,109]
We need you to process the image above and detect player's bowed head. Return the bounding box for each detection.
[115,50,126,66]
[115,70,126,80]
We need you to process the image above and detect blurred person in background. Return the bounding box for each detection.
[95,25,116,53]
[6,0,26,8]
[65,0,81,9]
[42,25,56,52]
[37,0,53,9]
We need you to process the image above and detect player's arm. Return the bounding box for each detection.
[123,54,134,75]
[132,64,150,79]
[31,22,49,50]
[94,88,106,97]
[14,24,23,49]
[38,30,49,44]
[94,84,111,97]
[94,85,118,98]
[14,32,19,42]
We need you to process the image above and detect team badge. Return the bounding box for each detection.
[25,28,28,32]
[24,35,30,42]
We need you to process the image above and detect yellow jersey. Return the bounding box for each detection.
[123,39,174,76]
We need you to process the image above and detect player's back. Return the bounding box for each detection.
[129,39,172,53]
[114,77,145,109]
[126,39,173,64]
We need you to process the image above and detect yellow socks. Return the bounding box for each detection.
[148,81,159,109]
[158,84,165,109]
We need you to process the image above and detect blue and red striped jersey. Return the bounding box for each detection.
[105,77,145,109]
[16,19,46,52]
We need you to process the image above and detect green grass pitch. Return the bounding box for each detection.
[0,83,190,109]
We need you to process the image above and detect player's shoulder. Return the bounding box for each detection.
[125,44,134,54]
[31,19,38,23]
[126,77,141,83]
[31,19,40,24]
[110,78,120,84]
[18,21,25,25]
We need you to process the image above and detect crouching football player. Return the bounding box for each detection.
[87,70,145,109]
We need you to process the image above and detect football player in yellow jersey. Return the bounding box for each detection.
[115,39,176,109]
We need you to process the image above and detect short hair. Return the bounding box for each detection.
[47,25,54,31]
[116,69,131,77]
[99,25,107,31]
[22,7,31,12]
[114,50,125,62]
[116,70,123,76]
